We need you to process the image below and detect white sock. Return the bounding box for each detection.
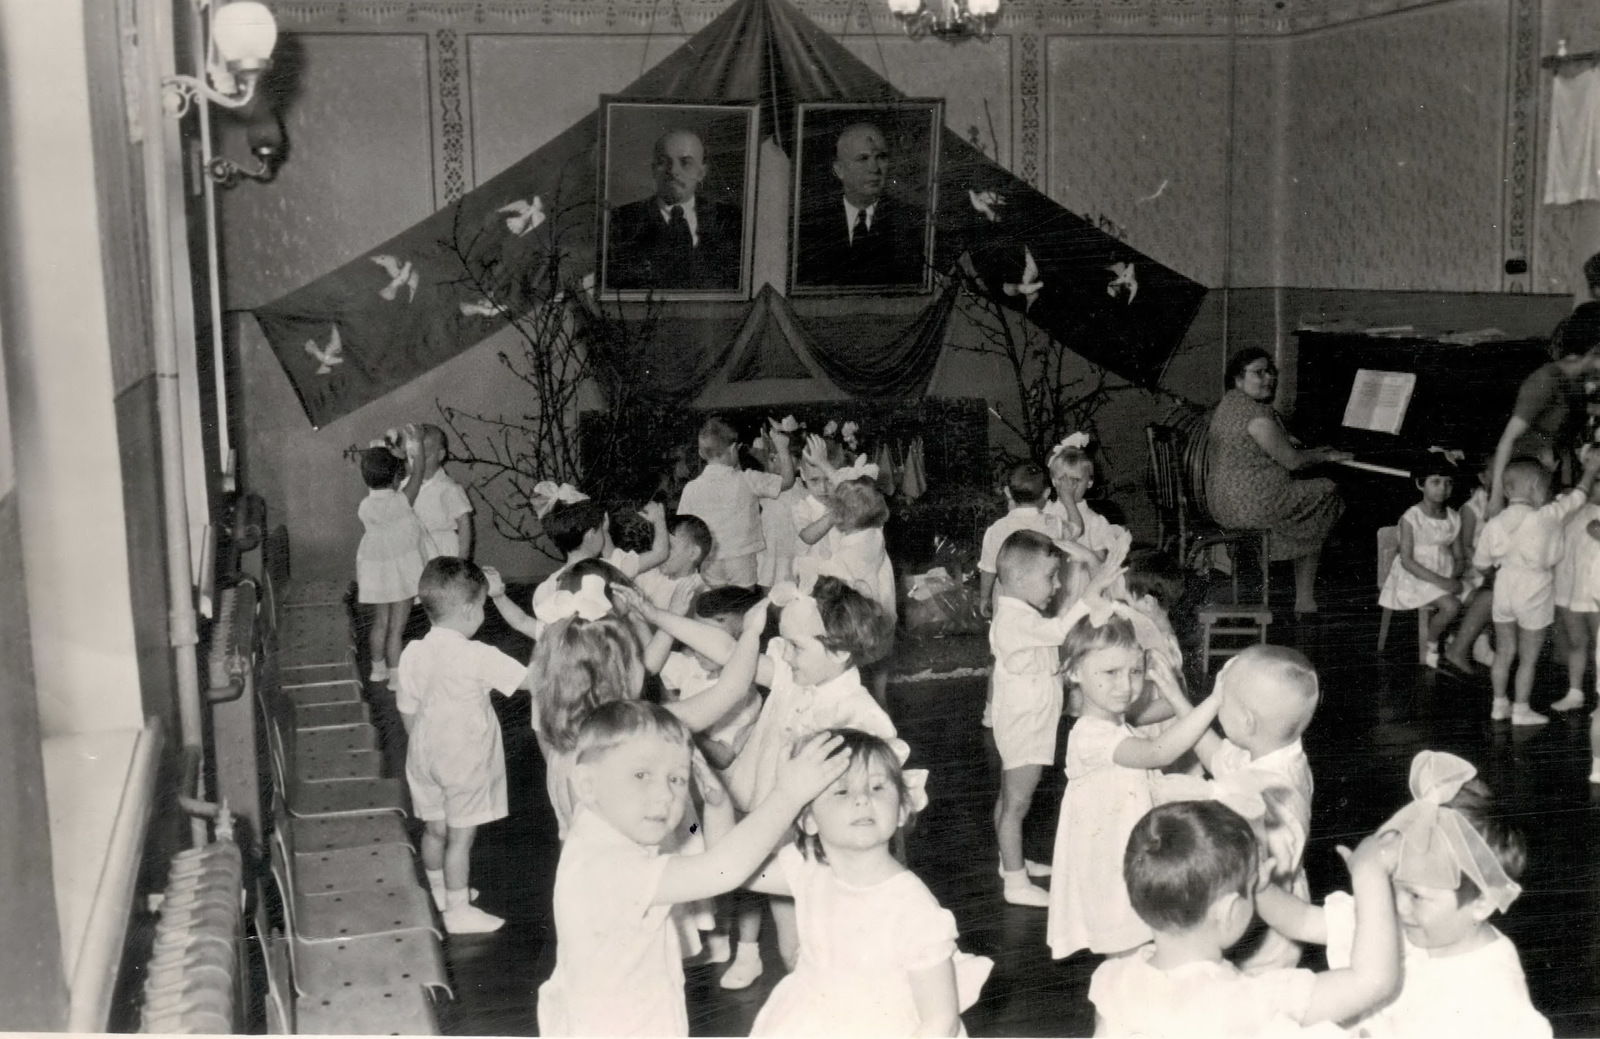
[719,941,764,989]
[446,887,470,911]
[426,868,446,902]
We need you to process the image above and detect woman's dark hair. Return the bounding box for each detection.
[1552,301,1600,360]
[1224,347,1275,390]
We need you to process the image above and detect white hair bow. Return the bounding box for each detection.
[1049,431,1091,462]
[532,574,612,624]
[1058,538,1172,666]
[904,768,930,814]
[833,454,881,484]
[1427,446,1465,466]
[773,415,800,433]
[530,480,589,520]
[1380,750,1521,912]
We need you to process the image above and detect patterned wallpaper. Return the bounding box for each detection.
[218,0,1553,310]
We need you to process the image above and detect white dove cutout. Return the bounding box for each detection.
[304,326,343,375]
[371,255,419,303]
[499,196,545,237]
[968,188,1006,222]
[1003,246,1043,309]
[459,298,500,318]
[1106,261,1138,303]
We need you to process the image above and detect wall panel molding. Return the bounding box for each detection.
[1502,0,1537,291]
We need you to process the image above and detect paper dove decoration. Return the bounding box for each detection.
[304,326,343,375]
[371,255,420,302]
[459,298,501,318]
[499,196,545,237]
[968,188,1005,222]
[1106,261,1138,303]
[1003,247,1043,309]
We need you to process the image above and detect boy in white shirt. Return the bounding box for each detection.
[678,416,795,587]
[1475,452,1600,724]
[636,514,712,616]
[396,557,536,934]
[1256,751,1551,1039]
[977,463,1064,617]
[412,424,474,560]
[1090,800,1401,1038]
[536,699,847,1037]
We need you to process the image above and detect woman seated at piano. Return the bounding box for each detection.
[1206,347,1352,616]
[1488,301,1600,511]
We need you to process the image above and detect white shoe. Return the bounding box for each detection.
[369,663,389,682]
[702,932,731,965]
[1551,691,1586,713]
[719,950,764,990]
[387,672,402,692]
[1472,633,1495,667]
[443,903,504,934]
[1490,698,1512,721]
[1424,645,1440,669]
[1510,706,1549,727]
[1589,759,1600,784]
[430,886,478,912]
[1002,881,1051,907]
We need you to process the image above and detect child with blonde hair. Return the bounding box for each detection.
[537,702,848,1037]
[1475,451,1600,724]
[1043,434,1132,595]
[678,415,795,586]
[1255,751,1551,1038]
[355,437,427,686]
[1047,609,1223,959]
[748,729,992,1036]
[412,424,474,560]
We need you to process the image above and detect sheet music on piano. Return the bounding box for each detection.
[1341,369,1417,436]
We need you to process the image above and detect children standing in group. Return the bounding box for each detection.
[355,439,427,686]
[396,557,535,934]
[678,416,795,587]
[1090,800,1402,1038]
[758,435,810,589]
[412,424,474,561]
[1255,751,1551,1039]
[536,702,849,1038]
[1554,452,1600,715]
[1379,454,1466,667]
[987,531,1074,907]
[977,463,1063,618]
[1047,613,1224,960]
[746,729,991,1037]
[1474,451,1600,724]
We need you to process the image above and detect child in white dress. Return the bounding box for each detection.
[412,424,474,560]
[1444,457,1499,671]
[1379,454,1464,667]
[759,435,809,589]
[537,702,847,1038]
[1091,800,1402,1038]
[1048,611,1224,959]
[748,729,992,1037]
[1554,458,1600,716]
[1256,751,1551,1039]
[1474,453,1600,724]
[355,443,427,685]
[1043,434,1132,606]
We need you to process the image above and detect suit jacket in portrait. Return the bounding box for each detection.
[605,196,744,292]
[793,192,928,290]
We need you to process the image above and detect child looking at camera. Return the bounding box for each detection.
[1379,453,1466,667]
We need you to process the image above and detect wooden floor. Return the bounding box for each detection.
[362,530,1600,1038]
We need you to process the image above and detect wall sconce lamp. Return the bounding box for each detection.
[886,0,1002,42]
[162,0,279,117]
[206,112,285,186]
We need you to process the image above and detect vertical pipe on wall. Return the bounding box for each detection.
[135,0,204,780]
[1221,0,1238,359]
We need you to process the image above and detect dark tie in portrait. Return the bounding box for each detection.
[606,128,743,292]
[794,121,927,290]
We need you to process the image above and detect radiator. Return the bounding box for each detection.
[138,834,244,1034]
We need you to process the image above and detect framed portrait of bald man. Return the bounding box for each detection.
[790,100,943,296]
[598,99,759,300]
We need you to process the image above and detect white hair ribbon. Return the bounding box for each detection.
[773,415,800,433]
[1380,750,1521,912]
[1427,446,1465,466]
[833,454,881,484]
[1049,430,1091,462]
[532,574,612,624]
[530,480,589,520]
[903,767,930,814]
[1058,538,1172,665]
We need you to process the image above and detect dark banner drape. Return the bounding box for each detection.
[253,0,1205,428]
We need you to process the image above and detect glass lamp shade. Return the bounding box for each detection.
[212,1,278,72]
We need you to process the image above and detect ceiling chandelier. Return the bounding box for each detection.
[886,0,1002,42]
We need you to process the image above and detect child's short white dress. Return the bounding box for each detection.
[751,847,992,1037]
[1048,716,1156,959]
[1555,501,1600,612]
[356,488,427,604]
[1379,505,1461,610]
[758,484,809,588]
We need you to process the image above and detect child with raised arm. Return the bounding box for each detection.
[1475,451,1600,724]
[536,702,849,1038]
[986,530,1075,907]
[1090,800,1401,1038]
[1379,453,1466,667]
[977,462,1064,618]
[678,415,795,587]
[1552,451,1600,715]
[793,435,897,622]
[1047,611,1224,959]
[1043,433,1133,602]
[748,729,992,1037]
[355,436,427,686]
[1255,751,1550,1039]
[396,557,536,934]
[636,514,712,616]
[412,424,474,561]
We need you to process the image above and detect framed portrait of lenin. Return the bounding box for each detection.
[598,99,759,301]
[790,100,942,296]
